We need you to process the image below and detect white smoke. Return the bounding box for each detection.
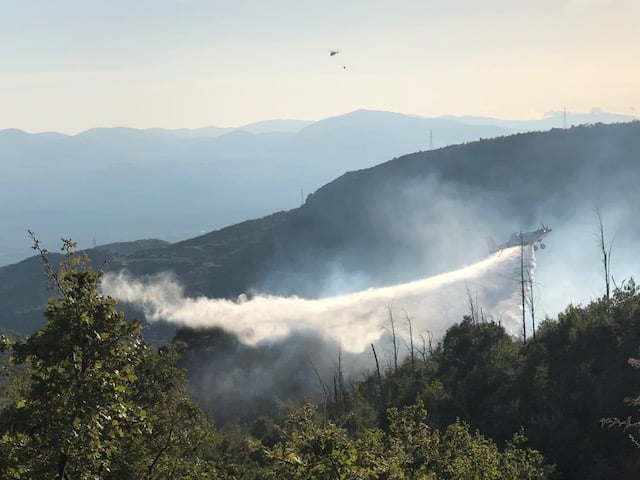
[101,246,533,353]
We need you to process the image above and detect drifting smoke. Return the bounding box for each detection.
[101,246,534,353]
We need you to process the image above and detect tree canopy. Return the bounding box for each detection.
[0,239,219,479]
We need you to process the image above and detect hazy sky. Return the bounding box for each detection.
[1,0,638,133]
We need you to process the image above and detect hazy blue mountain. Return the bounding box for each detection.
[238,119,313,134]
[148,119,311,138]
[146,126,234,139]
[0,110,516,266]
[1,108,634,267]
[442,107,637,132]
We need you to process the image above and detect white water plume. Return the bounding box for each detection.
[101,246,533,353]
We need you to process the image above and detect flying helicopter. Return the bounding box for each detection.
[329,49,339,56]
[486,225,552,254]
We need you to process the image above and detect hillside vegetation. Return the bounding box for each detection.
[1,243,639,478]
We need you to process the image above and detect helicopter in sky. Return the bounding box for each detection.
[329,49,339,56]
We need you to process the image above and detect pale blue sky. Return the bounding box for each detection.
[1,0,638,132]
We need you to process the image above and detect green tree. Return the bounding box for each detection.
[259,402,547,480]
[108,346,221,479]
[517,281,640,478]
[0,238,219,479]
[602,357,640,448]
[386,402,546,480]
[433,318,521,441]
[263,404,366,480]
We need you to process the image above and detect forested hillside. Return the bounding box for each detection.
[1,242,639,478]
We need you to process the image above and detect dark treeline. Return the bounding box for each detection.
[1,246,639,478]
[174,279,640,479]
[332,283,640,479]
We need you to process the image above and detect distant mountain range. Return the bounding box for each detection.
[2,121,639,336]
[442,107,636,131]
[1,108,635,266]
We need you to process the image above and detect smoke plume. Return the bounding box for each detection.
[101,246,532,353]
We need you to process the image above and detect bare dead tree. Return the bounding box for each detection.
[525,263,538,341]
[335,344,346,408]
[371,343,385,412]
[417,333,428,363]
[519,232,527,344]
[403,310,415,376]
[465,281,479,324]
[595,206,613,302]
[310,360,329,426]
[417,330,434,362]
[384,304,399,373]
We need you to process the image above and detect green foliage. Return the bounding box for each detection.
[432,422,545,480]
[0,239,145,478]
[258,402,546,480]
[0,238,219,479]
[515,281,640,478]
[602,356,640,448]
[432,317,521,438]
[106,346,221,479]
[385,402,435,478]
[264,404,366,479]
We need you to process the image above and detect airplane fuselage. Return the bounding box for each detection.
[488,227,552,254]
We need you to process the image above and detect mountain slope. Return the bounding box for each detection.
[2,121,638,334]
[142,121,639,298]
[3,109,633,266]
[1,110,516,266]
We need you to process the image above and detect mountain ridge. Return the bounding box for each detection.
[2,121,639,336]
[1,109,522,266]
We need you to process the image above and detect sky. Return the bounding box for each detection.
[1,0,638,133]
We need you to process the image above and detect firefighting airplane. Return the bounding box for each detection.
[487,225,552,254]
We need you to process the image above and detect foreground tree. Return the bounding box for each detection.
[112,346,221,479]
[0,238,219,479]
